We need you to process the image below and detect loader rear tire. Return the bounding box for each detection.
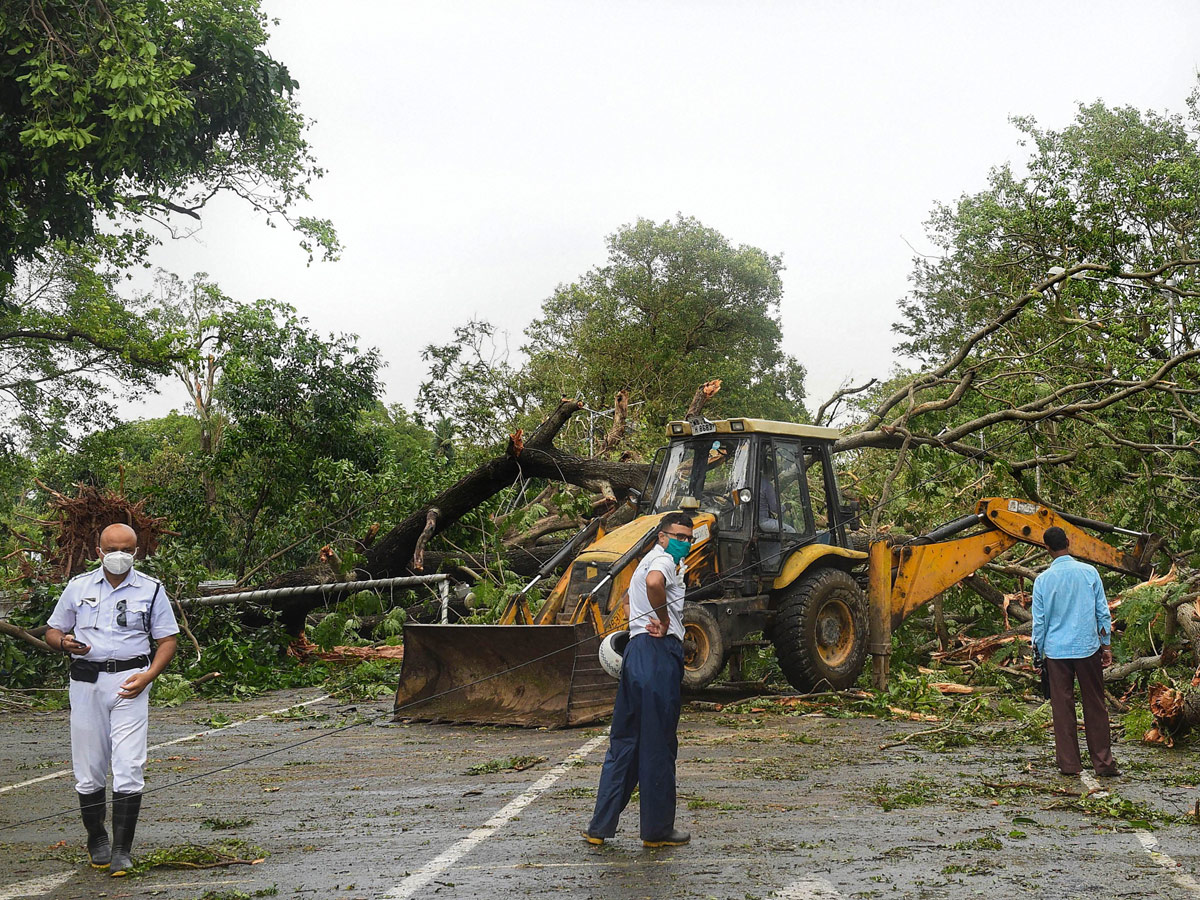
[771,568,868,692]
[681,604,725,690]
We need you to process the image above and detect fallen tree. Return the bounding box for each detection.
[360,380,722,580]
[361,396,649,580]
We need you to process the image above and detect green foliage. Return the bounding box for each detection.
[857,671,944,717]
[200,816,253,830]
[416,320,530,447]
[949,833,1003,851]
[180,609,326,697]
[309,612,355,651]
[418,216,808,454]
[187,890,277,900]
[0,244,178,448]
[686,797,744,811]
[325,659,403,700]
[1067,792,1188,829]
[740,633,785,685]
[133,838,266,873]
[1123,707,1154,742]
[859,90,1200,564]
[462,576,521,623]
[23,280,393,583]
[0,0,336,293]
[526,216,807,431]
[208,297,382,577]
[1111,584,1174,658]
[464,755,547,776]
[151,672,194,707]
[868,775,939,811]
[376,606,406,639]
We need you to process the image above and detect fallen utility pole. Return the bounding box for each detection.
[177,575,453,623]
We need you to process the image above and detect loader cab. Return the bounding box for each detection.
[648,418,852,589]
[755,435,850,576]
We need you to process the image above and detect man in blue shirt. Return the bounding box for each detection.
[1032,526,1119,777]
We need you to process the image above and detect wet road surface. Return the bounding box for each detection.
[2,688,1198,899]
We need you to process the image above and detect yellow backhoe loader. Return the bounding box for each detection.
[394,418,1165,727]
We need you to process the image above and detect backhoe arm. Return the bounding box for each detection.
[867,497,1165,689]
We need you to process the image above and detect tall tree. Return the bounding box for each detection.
[836,94,1200,552]
[418,217,808,452]
[212,299,381,577]
[0,243,176,447]
[0,0,336,296]
[525,216,807,436]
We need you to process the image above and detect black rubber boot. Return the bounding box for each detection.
[109,791,142,877]
[643,828,690,848]
[78,789,110,868]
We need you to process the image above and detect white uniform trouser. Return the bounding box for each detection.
[69,666,150,794]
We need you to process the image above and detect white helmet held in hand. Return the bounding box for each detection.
[598,630,631,679]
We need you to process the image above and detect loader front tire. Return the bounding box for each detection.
[771,568,868,692]
[681,604,725,690]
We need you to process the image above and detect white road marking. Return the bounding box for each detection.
[452,856,759,871]
[0,871,73,900]
[1080,772,1107,797]
[0,694,330,795]
[1135,831,1200,894]
[1081,773,1198,895]
[384,731,610,900]
[779,876,845,899]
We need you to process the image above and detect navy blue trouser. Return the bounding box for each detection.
[588,633,684,840]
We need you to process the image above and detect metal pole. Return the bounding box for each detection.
[867,541,894,691]
[177,575,450,608]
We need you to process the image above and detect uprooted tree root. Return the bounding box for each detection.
[19,482,173,579]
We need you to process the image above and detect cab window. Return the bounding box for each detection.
[760,441,807,536]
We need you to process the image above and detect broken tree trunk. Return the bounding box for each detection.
[1145,683,1200,746]
[962,574,1032,625]
[0,619,53,653]
[362,398,648,578]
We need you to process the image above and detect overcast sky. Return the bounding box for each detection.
[134,0,1200,423]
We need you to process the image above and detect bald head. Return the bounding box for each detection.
[98,523,138,555]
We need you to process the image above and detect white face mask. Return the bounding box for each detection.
[101,550,136,575]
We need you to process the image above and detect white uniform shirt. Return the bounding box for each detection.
[628,544,686,640]
[48,566,179,661]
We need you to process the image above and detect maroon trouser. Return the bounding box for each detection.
[1045,649,1116,775]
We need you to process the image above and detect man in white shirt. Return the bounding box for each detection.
[586,512,693,848]
[46,524,179,876]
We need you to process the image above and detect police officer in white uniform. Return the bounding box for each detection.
[45,523,179,876]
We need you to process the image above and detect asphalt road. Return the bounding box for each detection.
[2,688,1198,900]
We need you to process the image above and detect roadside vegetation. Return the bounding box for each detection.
[1,8,1199,756]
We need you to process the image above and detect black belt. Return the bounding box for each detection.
[69,655,150,683]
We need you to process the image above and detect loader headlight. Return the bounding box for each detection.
[737,488,752,504]
[730,420,745,432]
[671,423,685,435]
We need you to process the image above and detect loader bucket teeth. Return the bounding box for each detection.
[393,624,615,728]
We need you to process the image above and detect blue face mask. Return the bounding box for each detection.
[665,537,692,563]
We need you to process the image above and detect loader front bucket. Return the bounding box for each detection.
[393,623,616,727]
